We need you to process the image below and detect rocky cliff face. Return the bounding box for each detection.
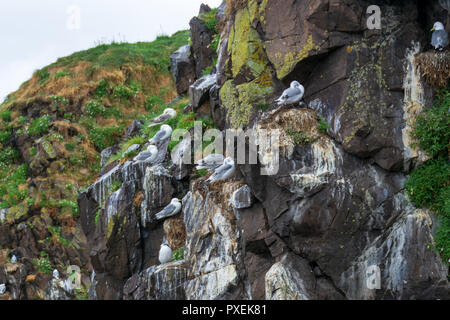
[1,0,448,300]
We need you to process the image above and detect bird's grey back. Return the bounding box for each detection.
[432,30,449,48]
[282,87,302,99]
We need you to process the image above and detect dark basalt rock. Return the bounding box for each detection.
[189,17,215,78]
[170,45,196,95]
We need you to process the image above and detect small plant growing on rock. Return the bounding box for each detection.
[172,247,184,261]
[85,100,106,117]
[33,251,52,274]
[27,115,51,135]
[286,129,318,146]
[318,116,331,135]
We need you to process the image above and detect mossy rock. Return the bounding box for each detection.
[220,76,273,128]
[6,204,28,224]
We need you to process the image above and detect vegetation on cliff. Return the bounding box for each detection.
[407,88,450,264]
[0,30,190,278]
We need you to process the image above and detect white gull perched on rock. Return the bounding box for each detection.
[53,269,59,279]
[196,153,225,171]
[207,157,235,183]
[155,198,182,220]
[148,108,177,127]
[276,81,305,106]
[0,284,5,295]
[431,22,449,50]
[149,124,172,145]
[134,145,158,163]
[10,255,17,264]
[158,240,173,264]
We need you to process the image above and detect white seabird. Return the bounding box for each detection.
[134,145,158,163]
[158,241,173,264]
[10,255,17,264]
[207,157,235,183]
[155,198,182,220]
[148,108,177,127]
[196,154,225,171]
[149,124,173,145]
[431,22,449,50]
[53,269,59,280]
[0,284,5,295]
[276,81,305,106]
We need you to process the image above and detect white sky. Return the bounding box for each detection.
[0,0,222,102]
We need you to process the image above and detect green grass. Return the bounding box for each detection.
[199,8,218,33]
[172,247,184,261]
[33,251,52,274]
[85,100,106,117]
[54,71,71,78]
[57,199,80,217]
[0,164,29,209]
[0,110,12,122]
[318,116,331,134]
[406,88,450,264]
[27,115,52,135]
[286,129,318,146]
[43,30,190,74]
[411,89,449,159]
[89,125,124,151]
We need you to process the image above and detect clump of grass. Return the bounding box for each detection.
[286,129,318,146]
[27,115,52,135]
[57,199,80,217]
[318,116,331,134]
[37,69,50,85]
[411,89,449,159]
[50,95,69,106]
[54,71,71,78]
[0,110,12,122]
[145,95,164,111]
[85,100,106,117]
[33,251,52,274]
[89,125,124,151]
[202,66,213,76]
[0,164,29,209]
[172,247,184,261]
[199,8,218,33]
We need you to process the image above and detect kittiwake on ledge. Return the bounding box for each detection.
[196,154,225,171]
[0,284,6,295]
[158,241,173,264]
[276,81,305,106]
[134,145,158,163]
[149,124,172,145]
[207,157,235,183]
[148,108,177,127]
[431,22,449,50]
[155,198,182,220]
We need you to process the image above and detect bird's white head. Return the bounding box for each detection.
[165,108,177,117]
[291,81,302,88]
[147,145,158,153]
[224,157,235,166]
[161,124,173,134]
[432,21,445,31]
[172,198,181,204]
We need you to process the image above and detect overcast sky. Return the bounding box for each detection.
[0,0,222,102]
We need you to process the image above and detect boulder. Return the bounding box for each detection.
[189,74,217,110]
[190,17,215,78]
[170,45,196,94]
